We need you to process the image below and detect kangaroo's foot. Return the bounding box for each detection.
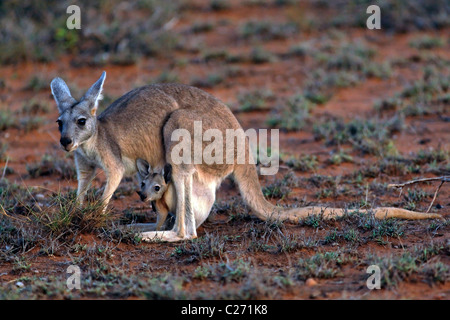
[139,230,196,242]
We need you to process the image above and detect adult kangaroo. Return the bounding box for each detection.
[50,72,441,242]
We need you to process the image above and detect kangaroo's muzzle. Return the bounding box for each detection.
[136,190,147,202]
[60,137,73,151]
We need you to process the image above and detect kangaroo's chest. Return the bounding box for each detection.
[76,147,100,168]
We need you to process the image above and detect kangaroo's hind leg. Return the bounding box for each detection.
[140,170,197,242]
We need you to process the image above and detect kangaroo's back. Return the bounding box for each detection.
[99,83,231,121]
[96,83,241,168]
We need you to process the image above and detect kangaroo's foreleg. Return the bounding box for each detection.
[75,153,96,206]
[101,166,124,213]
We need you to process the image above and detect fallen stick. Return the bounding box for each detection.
[388,176,449,188]
[388,176,449,213]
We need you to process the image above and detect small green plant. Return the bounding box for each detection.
[18,116,45,132]
[20,99,50,115]
[323,228,339,244]
[322,41,375,72]
[27,154,76,180]
[237,89,274,112]
[313,116,402,156]
[287,43,311,57]
[414,148,449,165]
[25,75,50,92]
[285,154,318,172]
[193,265,210,280]
[274,233,302,253]
[300,214,323,229]
[267,94,313,131]
[262,182,291,200]
[262,172,297,200]
[0,141,8,162]
[239,20,298,40]
[153,70,179,83]
[367,244,448,287]
[328,149,353,165]
[31,191,110,238]
[296,251,352,280]
[201,49,230,62]
[410,36,444,49]
[172,232,225,262]
[371,219,404,241]
[343,228,361,243]
[0,108,16,131]
[191,21,214,33]
[373,97,404,113]
[210,0,230,11]
[249,47,276,64]
[12,256,31,274]
[304,69,360,104]
[190,73,224,88]
[209,259,252,284]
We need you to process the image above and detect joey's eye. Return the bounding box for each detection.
[141,182,145,188]
[154,186,160,192]
[77,118,86,126]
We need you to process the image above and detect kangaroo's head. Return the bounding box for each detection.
[135,158,172,202]
[50,72,106,152]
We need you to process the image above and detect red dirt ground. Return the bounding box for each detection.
[0,1,448,300]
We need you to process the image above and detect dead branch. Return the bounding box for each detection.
[388,176,449,212]
[388,176,449,189]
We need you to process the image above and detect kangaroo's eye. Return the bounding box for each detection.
[77,118,86,126]
[154,186,160,192]
[141,182,145,188]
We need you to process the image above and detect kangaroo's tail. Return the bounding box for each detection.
[233,164,442,222]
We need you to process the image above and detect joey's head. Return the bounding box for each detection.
[50,72,106,152]
[135,158,172,202]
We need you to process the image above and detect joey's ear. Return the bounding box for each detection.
[81,71,106,116]
[50,77,76,113]
[136,158,151,177]
[163,163,172,183]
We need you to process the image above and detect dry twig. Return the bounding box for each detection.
[388,176,449,213]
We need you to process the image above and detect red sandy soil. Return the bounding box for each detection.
[0,1,448,299]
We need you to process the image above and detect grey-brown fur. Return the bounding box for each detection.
[51,73,442,242]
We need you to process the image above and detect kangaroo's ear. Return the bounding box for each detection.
[163,163,172,183]
[50,77,76,113]
[136,158,151,177]
[81,71,106,116]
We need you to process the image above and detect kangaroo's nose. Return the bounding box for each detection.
[136,191,147,202]
[60,137,72,148]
